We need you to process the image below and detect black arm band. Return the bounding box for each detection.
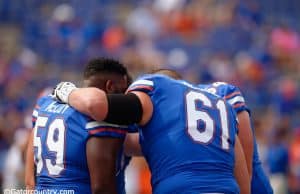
[104,93,143,125]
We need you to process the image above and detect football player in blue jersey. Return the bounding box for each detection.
[121,70,273,194]
[198,82,273,194]
[53,69,251,193]
[115,74,140,194]
[25,58,131,194]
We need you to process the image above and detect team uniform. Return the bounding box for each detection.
[127,74,240,194]
[116,152,132,194]
[32,95,128,193]
[199,82,273,194]
[116,125,138,194]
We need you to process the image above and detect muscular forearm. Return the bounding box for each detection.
[54,82,152,125]
[234,136,250,194]
[237,111,254,180]
[25,130,35,189]
[69,89,149,126]
[69,88,108,121]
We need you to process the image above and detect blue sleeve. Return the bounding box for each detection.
[227,105,239,135]
[86,121,129,138]
[32,96,49,128]
[126,74,155,95]
[223,84,250,115]
[202,82,251,115]
[32,106,38,128]
[128,124,139,133]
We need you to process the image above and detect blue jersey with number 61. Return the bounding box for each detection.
[32,95,128,193]
[127,74,240,194]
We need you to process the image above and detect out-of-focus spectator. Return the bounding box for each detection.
[271,77,300,137]
[267,121,290,194]
[289,128,300,193]
[125,158,151,194]
[101,25,126,53]
[270,23,300,60]
[269,23,300,82]
[2,128,29,189]
[125,3,159,41]
[153,0,186,13]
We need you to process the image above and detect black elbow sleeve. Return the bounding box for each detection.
[104,93,143,125]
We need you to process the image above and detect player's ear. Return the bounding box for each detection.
[105,80,114,93]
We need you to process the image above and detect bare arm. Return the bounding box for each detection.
[234,135,250,194]
[25,130,35,190]
[68,88,108,121]
[68,88,153,126]
[124,133,142,156]
[129,91,152,125]
[87,137,123,194]
[237,111,254,180]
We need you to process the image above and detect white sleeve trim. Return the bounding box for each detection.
[130,79,154,87]
[33,110,38,117]
[86,121,127,129]
[227,96,245,105]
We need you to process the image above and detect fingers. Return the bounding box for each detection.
[51,82,78,103]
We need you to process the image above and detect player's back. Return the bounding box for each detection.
[199,82,273,194]
[198,82,262,165]
[128,75,240,194]
[33,95,93,193]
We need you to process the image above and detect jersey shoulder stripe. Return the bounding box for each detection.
[32,109,38,119]
[227,95,245,106]
[86,121,128,138]
[88,128,127,135]
[130,79,154,87]
[233,102,246,109]
[86,121,128,129]
[127,85,153,93]
[224,91,242,100]
[127,79,154,93]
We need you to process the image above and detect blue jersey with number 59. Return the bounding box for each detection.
[32,96,128,193]
[127,74,240,194]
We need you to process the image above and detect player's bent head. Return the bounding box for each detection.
[151,68,182,80]
[83,57,130,93]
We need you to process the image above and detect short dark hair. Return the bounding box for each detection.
[83,57,128,78]
[127,73,133,85]
[151,68,182,80]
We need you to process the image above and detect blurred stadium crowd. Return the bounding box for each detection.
[0,0,299,193]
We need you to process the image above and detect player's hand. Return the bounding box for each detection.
[52,82,78,103]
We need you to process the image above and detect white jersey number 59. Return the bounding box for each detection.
[33,116,66,175]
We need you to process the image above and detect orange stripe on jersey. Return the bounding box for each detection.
[224,91,241,99]
[127,85,153,92]
[89,127,127,135]
[233,102,246,108]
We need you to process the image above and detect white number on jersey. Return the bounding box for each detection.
[186,90,230,150]
[33,116,66,175]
